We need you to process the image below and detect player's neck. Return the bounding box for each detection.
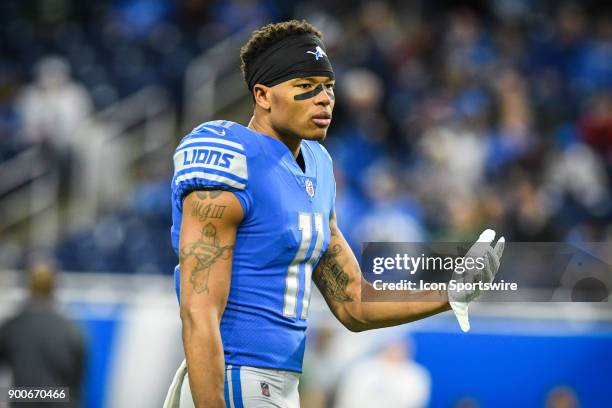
[248,116,301,158]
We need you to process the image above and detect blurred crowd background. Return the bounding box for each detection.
[1,0,611,407]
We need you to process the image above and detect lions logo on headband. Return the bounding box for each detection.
[306,46,327,61]
[246,34,334,91]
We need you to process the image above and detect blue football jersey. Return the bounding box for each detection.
[170,120,335,372]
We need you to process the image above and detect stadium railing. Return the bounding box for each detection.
[0,145,60,246]
[66,86,176,230]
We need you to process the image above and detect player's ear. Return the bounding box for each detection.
[253,84,271,110]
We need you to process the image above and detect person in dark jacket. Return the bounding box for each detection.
[0,262,86,408]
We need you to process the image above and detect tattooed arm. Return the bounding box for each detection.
[179,190,243,408]
[313,211,451,332]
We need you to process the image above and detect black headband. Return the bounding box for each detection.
[245,33,334,91]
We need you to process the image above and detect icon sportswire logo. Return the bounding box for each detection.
[306,46,327,60]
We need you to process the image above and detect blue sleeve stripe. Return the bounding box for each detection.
[231,366,244,408]
[174,169,246,190]
[175,141,245,155]
[177,135,244,152]
[175,166,247,184]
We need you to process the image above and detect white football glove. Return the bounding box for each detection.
[448,229,505,332]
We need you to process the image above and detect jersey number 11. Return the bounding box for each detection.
[283,213,325,319]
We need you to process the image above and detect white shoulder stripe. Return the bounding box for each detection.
[174,145,247,180]
[177,136,244,152]
[174,172,246,190]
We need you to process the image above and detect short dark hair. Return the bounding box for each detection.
[240,20,323,85]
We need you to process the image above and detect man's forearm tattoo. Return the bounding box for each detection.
[180,222,233,294]
[314,244,353,302]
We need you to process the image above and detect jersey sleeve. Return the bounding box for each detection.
[171,122,252,215]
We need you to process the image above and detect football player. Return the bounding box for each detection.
[164,20,504,408]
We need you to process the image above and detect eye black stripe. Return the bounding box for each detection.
[294,84,324,100]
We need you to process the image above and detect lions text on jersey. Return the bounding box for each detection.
[171,120,335,372]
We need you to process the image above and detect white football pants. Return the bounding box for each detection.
[163,360,300,408]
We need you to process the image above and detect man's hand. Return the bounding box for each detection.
[448,229,505,332]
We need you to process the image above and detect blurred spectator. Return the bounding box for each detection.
[580,92,612,158]
[544,142,610,218]
[0,261,86,408]
[212,0,277,33]
[16,56,93,197]
[546,385,579,408]
[112,0,174,40]
[334,339,431,408]
[300,325,337,408]
[0,67,24,162]
[17,56,92,149]
[332,166,368,252]
[454,397,481,408]
[353,161,425,242]
[328,68,390,190]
